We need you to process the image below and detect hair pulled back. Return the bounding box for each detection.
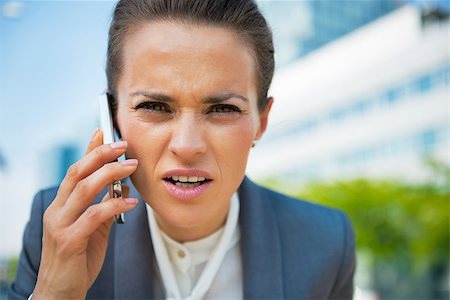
[107,0,274,111]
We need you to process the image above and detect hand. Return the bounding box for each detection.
[32,129,139,299]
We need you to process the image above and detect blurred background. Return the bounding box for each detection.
[0,0,448,299]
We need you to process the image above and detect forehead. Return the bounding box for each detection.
[118,21,257,98]
[124,21,253,57]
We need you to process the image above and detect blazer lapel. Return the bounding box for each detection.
[114,181,156,299]
[238,177,284,299]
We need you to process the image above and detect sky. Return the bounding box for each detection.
[0,0,116,257]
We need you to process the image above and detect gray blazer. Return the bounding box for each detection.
[9,177,355,299]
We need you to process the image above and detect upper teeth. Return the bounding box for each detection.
[168,176,206,183]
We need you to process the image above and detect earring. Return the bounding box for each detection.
[252,140,257,148]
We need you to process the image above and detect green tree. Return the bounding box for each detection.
[260,162,449,298]
[7,256,18,282]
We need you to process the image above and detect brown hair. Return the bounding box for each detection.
[107,0,274,112]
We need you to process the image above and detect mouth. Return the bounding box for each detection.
[163,175,212,188]
[161,171,213,200]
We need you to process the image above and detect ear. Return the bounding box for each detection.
[255,97,274,140]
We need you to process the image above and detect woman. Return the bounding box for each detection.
[10,0,355,299]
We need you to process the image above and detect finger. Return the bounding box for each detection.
[54,141,129,207]
[88,186,131,230]
[85,129,103,155]
[61,159,138,222]
[69,197,138,240]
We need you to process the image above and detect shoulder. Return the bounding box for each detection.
[24,187,59,245]
[23,186,59,226]
[241,177,354,268]
[239,177,355,297]
[266,184,353,246]
[32,186,59,212]
[243,178,352,234]
[7,187,59,299]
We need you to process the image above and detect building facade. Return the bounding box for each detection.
[247,5,449,183]
[258,0,400,66]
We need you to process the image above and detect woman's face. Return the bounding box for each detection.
[116,21,271,241]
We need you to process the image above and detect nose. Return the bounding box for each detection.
[168,113,207,161]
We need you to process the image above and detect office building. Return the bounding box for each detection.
[247,5,449,183]
[258,0,400,66]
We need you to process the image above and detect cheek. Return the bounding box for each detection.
[117,101,166,152]
[210,118,255,171]
[231,121,255,147]
[117,112,167,178]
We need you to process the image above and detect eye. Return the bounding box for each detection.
[208,104,242,114]
[134,101,171,113]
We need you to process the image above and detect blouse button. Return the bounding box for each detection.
[177,249,186,258]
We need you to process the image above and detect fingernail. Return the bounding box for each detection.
[91,128,100,140]
[110,141,127,149]
[120,159,138,166]
[123,198,138,204]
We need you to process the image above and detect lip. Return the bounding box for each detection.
[161,169,213,201]
[162,180,211,201]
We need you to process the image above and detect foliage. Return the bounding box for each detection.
[7,256,18,282]
[259,159,449,297]
[299,178,448,266]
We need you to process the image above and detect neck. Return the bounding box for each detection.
[154,205,230,243]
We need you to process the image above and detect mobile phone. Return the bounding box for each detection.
[99,92,125,224]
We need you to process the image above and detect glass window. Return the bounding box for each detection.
[328,108,347,122]
[430,68,445,86]
[385,88,401,104]
[421,129,437,152]
[416,75,432,92]
[351,98,373,114]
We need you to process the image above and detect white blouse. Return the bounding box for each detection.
[146,193,243,300]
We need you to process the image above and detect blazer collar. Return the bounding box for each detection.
[238,176,284,299]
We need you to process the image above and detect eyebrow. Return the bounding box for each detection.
[130,91,174,102]
[203,93,249,104]
[129,90,248,104]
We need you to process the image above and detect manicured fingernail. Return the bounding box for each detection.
[120,159,138,166]
[110,141,127,149]
[91,128,100,140]
[123,198,138,204]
